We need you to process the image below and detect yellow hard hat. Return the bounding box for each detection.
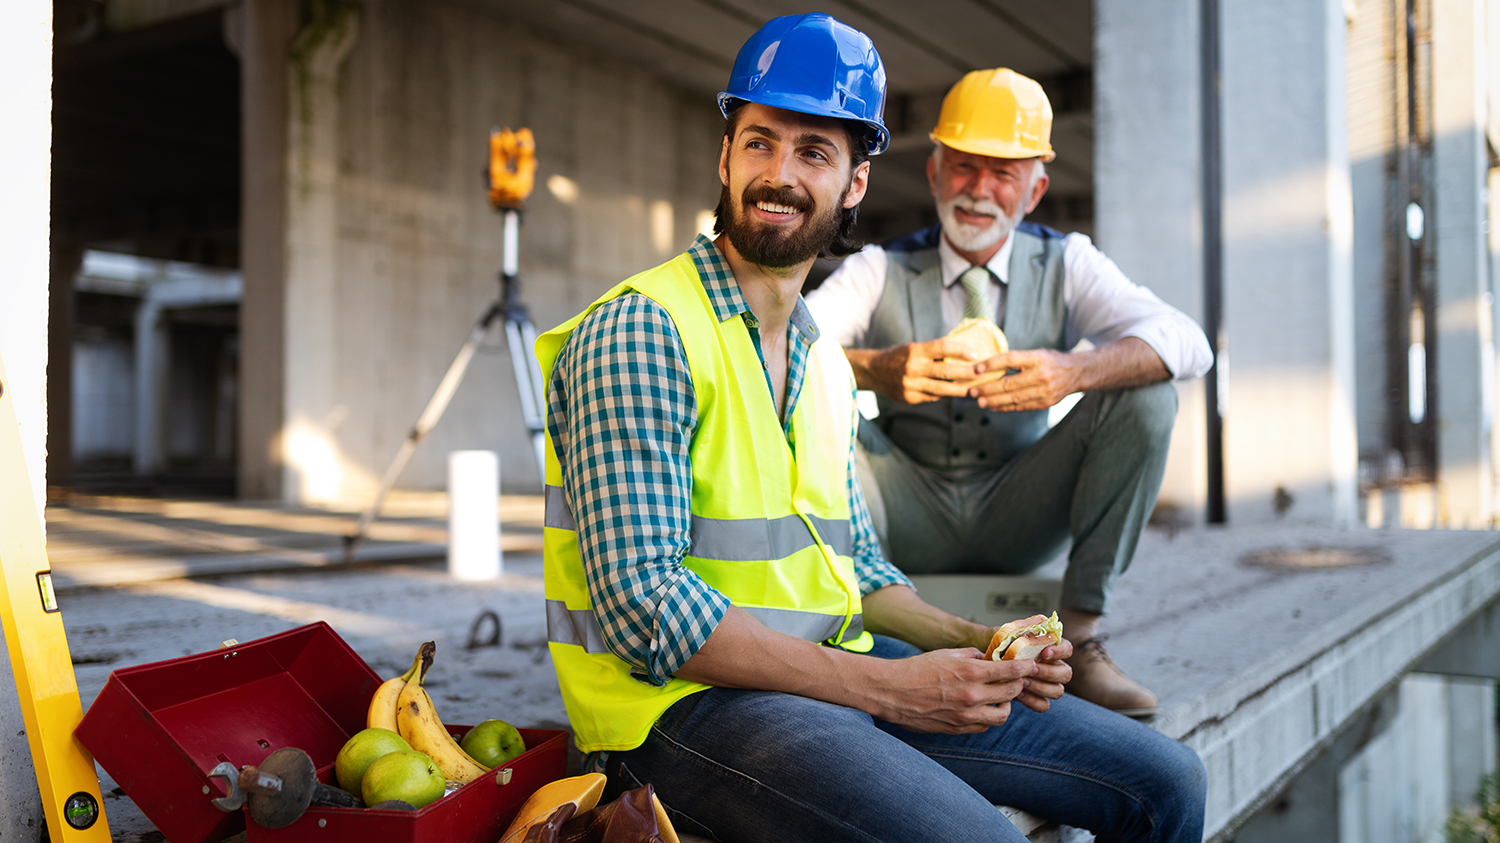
[929,68,1055,162]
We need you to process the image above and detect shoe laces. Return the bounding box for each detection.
[1073,635,1114,664]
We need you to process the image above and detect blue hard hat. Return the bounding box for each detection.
[718,13,890,155]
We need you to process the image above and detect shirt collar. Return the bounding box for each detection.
[685,234,821,342]
[938,228,1015,288]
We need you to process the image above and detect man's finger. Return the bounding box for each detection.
[922,338,980,361]
[976,350,1040,374]
[909,377,974,399]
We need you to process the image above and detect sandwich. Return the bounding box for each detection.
[944,318,1009,386]
[983,612,1064,661]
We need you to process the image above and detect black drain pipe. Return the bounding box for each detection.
[1201,0,1226,523]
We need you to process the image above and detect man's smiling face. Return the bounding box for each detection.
[928,144,1048,255]
[717,103,870,269]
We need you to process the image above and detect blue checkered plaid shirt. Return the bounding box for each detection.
[546,235,911,687]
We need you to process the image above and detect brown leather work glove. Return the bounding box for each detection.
[521,784,679,843]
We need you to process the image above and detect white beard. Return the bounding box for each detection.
[937,193,1028,253]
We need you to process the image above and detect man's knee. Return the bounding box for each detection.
[1106,381,1178,447]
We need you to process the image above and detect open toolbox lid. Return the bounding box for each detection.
[75,622,567,843]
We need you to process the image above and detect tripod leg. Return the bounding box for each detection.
[345,308,497,561]
[504,316,549,487]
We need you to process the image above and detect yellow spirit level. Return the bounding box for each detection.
[0,350,110,842]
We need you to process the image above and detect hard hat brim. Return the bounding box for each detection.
[930,134,1056,163]
[720,93,891,155]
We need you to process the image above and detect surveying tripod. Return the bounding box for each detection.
[344,128,546,562]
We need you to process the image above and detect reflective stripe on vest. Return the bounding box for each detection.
[545,485,853,560]
[546,599,864,654]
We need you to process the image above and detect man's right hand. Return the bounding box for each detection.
[845,340,980,404]
[860,647,1036,734]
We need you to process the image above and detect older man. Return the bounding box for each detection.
[806,69,1213,716]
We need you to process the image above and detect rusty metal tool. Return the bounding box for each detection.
[209,747,363,827]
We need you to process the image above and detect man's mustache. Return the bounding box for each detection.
[949,195,1004,220]
[743,184,814,214]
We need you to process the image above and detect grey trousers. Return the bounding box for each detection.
[855,381,1178,615]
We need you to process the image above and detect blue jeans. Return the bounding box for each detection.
[597,636,1205,843]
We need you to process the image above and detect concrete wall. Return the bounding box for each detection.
[0,0,52,835]
[243,0,722,501]
[1338,675,1496,843]
[1432,0,1496,527]
[1220,0,1359,525]
[1094,0,1208,525]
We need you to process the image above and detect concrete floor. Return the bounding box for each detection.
[41,495,1500,842]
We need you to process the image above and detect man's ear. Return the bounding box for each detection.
[719,136,730,187]
[1025,165,1050,214]
[843,160,871,209]
[926,153,938,197]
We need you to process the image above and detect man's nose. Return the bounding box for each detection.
[970,166,1004,199]
[763,148,798,187]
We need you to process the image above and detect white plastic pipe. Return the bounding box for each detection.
[448,450,501,580]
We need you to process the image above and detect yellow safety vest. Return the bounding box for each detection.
[536,250,872,753]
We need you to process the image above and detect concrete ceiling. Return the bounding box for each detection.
[469,0,1097,238]
[468,0,1091,96]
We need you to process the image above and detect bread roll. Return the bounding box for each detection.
[983,612,1063,661]
[944,318,1009,386]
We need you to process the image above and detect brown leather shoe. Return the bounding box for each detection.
[1065,637,1159,717]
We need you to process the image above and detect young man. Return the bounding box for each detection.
[538,15,1205,842]
[806,69,1215,716]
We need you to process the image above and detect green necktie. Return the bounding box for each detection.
[959,265,994,321]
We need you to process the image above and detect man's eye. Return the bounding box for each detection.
[805,149,827,162]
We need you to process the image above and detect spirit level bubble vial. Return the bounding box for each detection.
[0,350,110,842]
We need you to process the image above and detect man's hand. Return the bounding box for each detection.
[1017,639,1072,713]
[845,341,979,404]
[970,349,1082,412]
[972,623,1073,713]
[862,648,1036,734]
[970,337,1173,412]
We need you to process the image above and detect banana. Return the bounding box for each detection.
[367,647,425,731]
[395,642,489,782]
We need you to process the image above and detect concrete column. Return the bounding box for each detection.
[1445,678,1498,810]
[280,2,359,504]
[1432,0,1495,527]
[131,300,168,475]
[0,0,51,833]
[232,0,298,500]
[1219,0,1359,525]
[47,241,82,488]
[1094,0,1207,525]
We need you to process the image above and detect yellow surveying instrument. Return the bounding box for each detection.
[344,128,545,560]
[0,351,111,842]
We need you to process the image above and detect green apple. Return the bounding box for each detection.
[362,750,445,810]
[459,719,527,768]
[335,728,411,793]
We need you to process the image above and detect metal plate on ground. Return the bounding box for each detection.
[1239,547,1389,570]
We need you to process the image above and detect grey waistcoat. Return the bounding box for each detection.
[868,222,1068,471]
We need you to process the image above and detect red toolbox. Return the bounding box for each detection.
[75,622,567,843]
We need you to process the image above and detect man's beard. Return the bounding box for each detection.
[937,193,1028,253]
[720,182,845,269]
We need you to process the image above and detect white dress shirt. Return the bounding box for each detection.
[805,229,1214,380]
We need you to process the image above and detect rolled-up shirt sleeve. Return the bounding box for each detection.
[1062,233,1214,380]
[547,294,730,687]
[847,404,912,595]
[805,246,889,349]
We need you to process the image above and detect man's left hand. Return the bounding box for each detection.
[1018,639,1072,713]
[970,349,1081,412]
[971,625,1072,713]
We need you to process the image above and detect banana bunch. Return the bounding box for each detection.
[366,649,422,732]
[368,642,489,782]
